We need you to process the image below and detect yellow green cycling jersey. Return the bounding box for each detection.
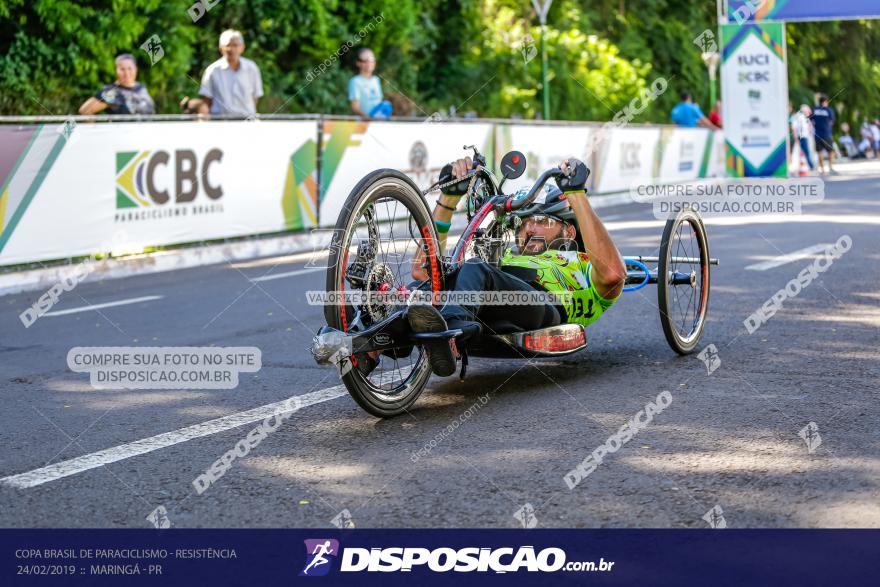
[500,248,619,326]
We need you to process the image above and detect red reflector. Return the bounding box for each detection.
[512,155,520,164]
[524,329,585,352]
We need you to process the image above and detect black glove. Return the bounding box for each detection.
[555,158,591,192]
[438,163,471,196]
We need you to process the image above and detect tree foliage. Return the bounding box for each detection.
[1,0,878,129]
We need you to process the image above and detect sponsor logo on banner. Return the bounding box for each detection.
[619,142,641,175]
[403,141,442,189]
[737,53,771,82]
[741,116,770,129]
[738,70,770,83]
[748,89,761,110]
[115,149,224,222]
[678,141,695,172]
[742,134,771,148]
[300,539,339,576]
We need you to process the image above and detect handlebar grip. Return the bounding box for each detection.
[562,159,590,186]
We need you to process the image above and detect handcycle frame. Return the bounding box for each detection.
[312,145,719,369]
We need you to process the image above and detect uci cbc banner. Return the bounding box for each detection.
[720,21,789,177]
[318,120,493,226]
[0,121,318,266]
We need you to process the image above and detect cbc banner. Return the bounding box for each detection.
[0,121,318,266]
[318,120,494,226]
[720,21,789,177]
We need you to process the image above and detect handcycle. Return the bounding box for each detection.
[310,146,719,417]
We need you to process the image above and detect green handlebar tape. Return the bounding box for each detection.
[434,219,452,233]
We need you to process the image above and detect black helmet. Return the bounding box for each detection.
[508,184,576,224]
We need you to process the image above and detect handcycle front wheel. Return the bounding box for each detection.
[325,169,444,417]
[657,209,710,354]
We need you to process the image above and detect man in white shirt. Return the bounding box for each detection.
[196,30,263,117]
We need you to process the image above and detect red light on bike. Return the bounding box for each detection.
[512,155,520,164]
[524,329,586,352]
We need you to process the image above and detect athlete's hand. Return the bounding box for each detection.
[439,156,473,195]
[556,158,590,192]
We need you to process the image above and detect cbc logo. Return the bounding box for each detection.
[737,54,770,83]
[116,148,223,207]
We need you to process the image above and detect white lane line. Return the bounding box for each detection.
[250,267,324,282]
[745,243,833,271]
[44,295,163,317]
[0,384,348,489]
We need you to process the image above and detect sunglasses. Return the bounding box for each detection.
[521,215,563,230]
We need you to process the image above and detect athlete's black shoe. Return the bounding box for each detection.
[406,303,457,377]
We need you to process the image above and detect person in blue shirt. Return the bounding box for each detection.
[348,48,392,119]
[810,94,837,174]
[671,91,718,129]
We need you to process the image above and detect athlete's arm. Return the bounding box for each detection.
[561,160,626,300]
[411,157,470,280]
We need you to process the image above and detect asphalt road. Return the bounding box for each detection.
[1,161,878,529]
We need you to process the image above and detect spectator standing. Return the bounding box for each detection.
[810,94,836,174]
[791,105,815,171]
[671,91,717,129]
[78,54,155,115]
[349,48,391,119]
[195,30,263,117]
[708,100,723,128]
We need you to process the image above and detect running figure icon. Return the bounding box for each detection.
[300,539,339,576]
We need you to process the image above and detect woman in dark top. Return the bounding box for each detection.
[78,54,155,115]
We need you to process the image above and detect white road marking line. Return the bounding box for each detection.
[250,267,325,282]
[745,244,833,271]
[44,295,163,317]
[0,385,348,489]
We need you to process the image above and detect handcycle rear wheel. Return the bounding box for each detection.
[657,209,710,354]
[325,169,444,417]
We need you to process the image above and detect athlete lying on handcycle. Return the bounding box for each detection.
[406,157,627,377]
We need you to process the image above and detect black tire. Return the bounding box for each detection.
[325,169,443,417]
[657,209,710,354]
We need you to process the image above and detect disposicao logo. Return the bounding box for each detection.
[300,539,339,577]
